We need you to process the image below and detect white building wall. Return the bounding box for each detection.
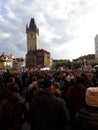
[95,34,98,59]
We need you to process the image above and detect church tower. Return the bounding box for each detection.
[26,18,52,68]
[26,18,39,52]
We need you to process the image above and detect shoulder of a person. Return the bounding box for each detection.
[0,98,10,111]
[53,96,65,104]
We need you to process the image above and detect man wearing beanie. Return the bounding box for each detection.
[29,78,69,130]
[76,87,98,130]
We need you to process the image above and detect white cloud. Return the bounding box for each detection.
[0,33,10,38]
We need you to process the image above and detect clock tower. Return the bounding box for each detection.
[26,18,39,52]
[26,18,52,68]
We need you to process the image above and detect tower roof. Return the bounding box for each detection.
[26,18,39,34]
[29,18,37,29]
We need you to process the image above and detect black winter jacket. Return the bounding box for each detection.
[76,105,98,130]
[29,91,69,130]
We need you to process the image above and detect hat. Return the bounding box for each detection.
[86,87,98,107]
[42,79,52,89]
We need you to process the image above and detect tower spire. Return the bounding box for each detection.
[29,18,37,29]
[26,18,39,34]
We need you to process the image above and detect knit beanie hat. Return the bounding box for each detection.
[86,87,98,107]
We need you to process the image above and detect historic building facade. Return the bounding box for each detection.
[26,18,52,68]
[95,34,98,59]
[0,53,25,69]
[0,53,13,69]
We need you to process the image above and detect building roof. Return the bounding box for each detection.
[36,49,50,54]
[73,54,95,62]
[15,58,24,62]
[29,18,37,29]
[0,53,13,61]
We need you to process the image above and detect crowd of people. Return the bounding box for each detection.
[0,68,98,130]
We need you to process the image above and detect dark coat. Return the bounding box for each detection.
[76,105,98,130]
[29,90,69,130]
[0,93,27,130]
[65,83,86,118]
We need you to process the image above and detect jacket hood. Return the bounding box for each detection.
[75,83,86,90]
[32,91,54,105]
[8,93,24,103]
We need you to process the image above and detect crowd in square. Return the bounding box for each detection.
[0,68,98,130]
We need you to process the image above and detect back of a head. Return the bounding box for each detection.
[7,82,18,93]
[42,79,52,90]
[53,82,60,89]
[74,74,82,84]
[32,76,37,82]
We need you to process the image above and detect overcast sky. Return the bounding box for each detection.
[0,0,98,61]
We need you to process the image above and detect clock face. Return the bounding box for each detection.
[30,33,35,39]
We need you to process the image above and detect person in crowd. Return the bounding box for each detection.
[29,78,69,130]
[61,74,74,99]
[53,81,61,97]
[87,73,95,86]
[25,76,38,104]
[28,76,38,91]
[22,70,28,87]
[0,82,28,130]
[14,73,23,94]
[80,72,96,87]
[2,69,10,85]
[65,74,86,130]
[0,74,6,101]
[76,87,98,130]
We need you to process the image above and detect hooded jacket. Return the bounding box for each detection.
[0,93,27,130]
[29,90,69,130]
